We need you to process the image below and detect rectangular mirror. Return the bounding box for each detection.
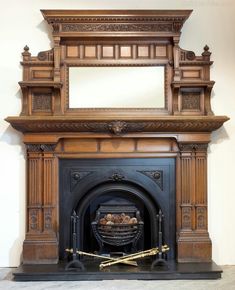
[69,66,165,108]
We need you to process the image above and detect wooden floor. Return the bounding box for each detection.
[0,266,235,289]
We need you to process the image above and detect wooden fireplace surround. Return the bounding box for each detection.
[6,9,229,264]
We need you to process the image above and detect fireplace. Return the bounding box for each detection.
[59,158,175,260]
[6,9,229,280]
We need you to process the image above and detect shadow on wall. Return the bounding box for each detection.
[37,20,54,49]
[1,87,23,147]
[0,125,23,147]
[0,124,26,266]
[0,87,26,265]
[210,125,230,146]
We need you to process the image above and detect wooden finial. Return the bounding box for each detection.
[24,45,29,52]
[202,45,211,59]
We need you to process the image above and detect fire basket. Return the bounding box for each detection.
[91,204,144,249]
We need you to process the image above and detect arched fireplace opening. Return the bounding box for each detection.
[76,182,158,255]
[59,158,176,261]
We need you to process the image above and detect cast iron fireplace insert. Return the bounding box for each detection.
[59,158,176,261]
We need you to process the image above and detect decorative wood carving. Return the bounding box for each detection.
[61,23,174,33]
[32,93,52,112]
[26,144,56,152]
[5,9,229,265]
[108,121,128,135]
[181,92,201,110]
[37,49,54,62]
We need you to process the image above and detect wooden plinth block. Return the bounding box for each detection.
[23,238,58,264]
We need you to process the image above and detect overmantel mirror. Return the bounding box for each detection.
[68,66,165,109]
[62,25,172,116]
[6,9,229,281]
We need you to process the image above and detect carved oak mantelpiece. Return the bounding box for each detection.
[5,10,229,265]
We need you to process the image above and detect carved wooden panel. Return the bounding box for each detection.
[155,46,167,57]
[66,46,79,58]
[32,93,52,112]
[196,207,207,230]
[102,46,114,58]
[182,207,192,229]
[28,157,42,233]
[29,209,40,231]
[43,158,54,205]
[100,139,135,153]
[195,156,207,204]
[58,138,179,154]
[65,43,169,61]
[44,208,53,230]
[28,158,42,206]
[182,92,201,111]
[181,157,192,206]
[31,69,53,80]
[181,68,203,80]
[61,23,174,33]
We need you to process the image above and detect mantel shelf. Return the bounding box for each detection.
[5,115,229,134]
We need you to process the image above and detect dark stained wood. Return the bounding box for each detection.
[5,9,229,265]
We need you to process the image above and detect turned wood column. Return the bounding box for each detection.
[23,144,58,264]
[177,143,211,262]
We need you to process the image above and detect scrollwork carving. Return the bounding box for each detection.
[37,49,54,61]
[180,49,196,61]
[62,23,173,33]
[178,143,208,152]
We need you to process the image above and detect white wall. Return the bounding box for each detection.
[0,0,234,267]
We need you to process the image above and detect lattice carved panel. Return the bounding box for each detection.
[181,92,201,111]
[32,93,52,112]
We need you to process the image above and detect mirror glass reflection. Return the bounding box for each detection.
[69,66,165,108]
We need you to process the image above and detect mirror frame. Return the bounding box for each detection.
[64,61,172,116]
